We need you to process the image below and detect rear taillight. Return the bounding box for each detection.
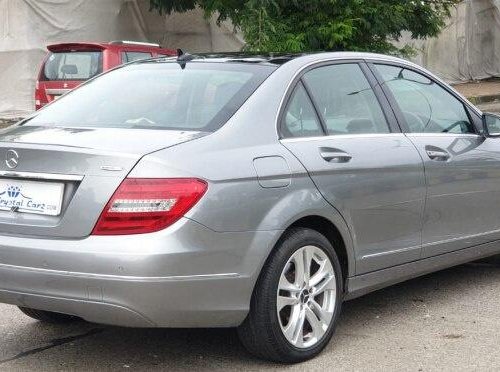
[35,81,43,110]
[92,178,207,235]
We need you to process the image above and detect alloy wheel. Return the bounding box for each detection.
[276,245,336,348]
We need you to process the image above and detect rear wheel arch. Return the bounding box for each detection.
[254,214,354,297]
[284,216,351,287]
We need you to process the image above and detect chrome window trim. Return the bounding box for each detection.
[0,171,83,182]
[280,133,483,143]
[275,57,368,141]
[275,56,405,140]
[280,133,405,143]
[365,59,483,120]
[404,133,482,138]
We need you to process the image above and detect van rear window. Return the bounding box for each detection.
[43,51,103,81]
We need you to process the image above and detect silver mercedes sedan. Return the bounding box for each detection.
[2,52,500,363]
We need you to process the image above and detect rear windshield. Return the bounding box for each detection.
[29,62,275,132]
[42,51,103,81]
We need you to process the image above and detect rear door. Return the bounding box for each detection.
[281,62,426,274]
[371,63,500,258]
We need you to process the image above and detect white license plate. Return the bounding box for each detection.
[0,179,64,216]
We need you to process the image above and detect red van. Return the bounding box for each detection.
[35,41,176,110]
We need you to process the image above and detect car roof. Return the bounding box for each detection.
[145,51,408,66]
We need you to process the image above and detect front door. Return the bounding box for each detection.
[281,62,426,274]
[372,63,500,258]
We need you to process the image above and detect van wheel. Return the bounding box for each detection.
[238,227,343,363]
[18,307,80,323]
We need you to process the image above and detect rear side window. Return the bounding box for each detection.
[28,62,275,132]
[282,82,323,138]
[122,52,152,63]
[43,51,102,81]
[374,64,475,134]
[302,64,390,135]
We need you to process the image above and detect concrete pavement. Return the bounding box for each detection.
[2,261,500,371]
[453,80,500,103]
[453,80,500,113]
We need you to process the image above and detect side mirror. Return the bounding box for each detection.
[482,112,500,137]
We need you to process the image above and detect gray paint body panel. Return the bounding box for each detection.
[253,156,291,188]
[0,52,500,327]
[0,127,207,238]
[0,217,281,327]
[282,134,426,274]
[405,133,500,257]
[346,238,500,300]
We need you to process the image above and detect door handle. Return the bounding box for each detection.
[320,150,352,163]
[425,148,450,161]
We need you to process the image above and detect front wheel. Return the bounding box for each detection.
[238,227,343,363]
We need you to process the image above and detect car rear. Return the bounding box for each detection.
[35,43,106,110]
[0,59,279,327]
[35,42,176,110]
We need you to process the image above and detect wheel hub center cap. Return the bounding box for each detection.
[300,289,310,304]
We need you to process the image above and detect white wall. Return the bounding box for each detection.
[398,0,500,83]
[0,0,243,118]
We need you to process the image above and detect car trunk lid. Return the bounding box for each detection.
[0,125,207,238]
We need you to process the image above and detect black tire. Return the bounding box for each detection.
[237,227,344,363]
[18,307,80,324]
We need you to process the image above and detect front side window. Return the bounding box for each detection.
[29,62,275,132]
[43,51,102,81]
[375,64,475,134]
[302,64,390,135]
[282,82,323,138]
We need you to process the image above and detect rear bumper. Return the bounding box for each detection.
[0,218,280,327]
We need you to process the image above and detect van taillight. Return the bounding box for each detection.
[92,178,207,235]
[35,81,43,110]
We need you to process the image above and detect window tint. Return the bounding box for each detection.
[282,83,323,138]
[43,51,102,81]
[302,64,390,135]
[122,52,152,63]
[375,64,475,134]
[29,63,275,132]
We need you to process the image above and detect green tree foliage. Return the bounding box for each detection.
[150,0,460,55]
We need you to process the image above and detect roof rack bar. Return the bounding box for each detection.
[110,40,160,47]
